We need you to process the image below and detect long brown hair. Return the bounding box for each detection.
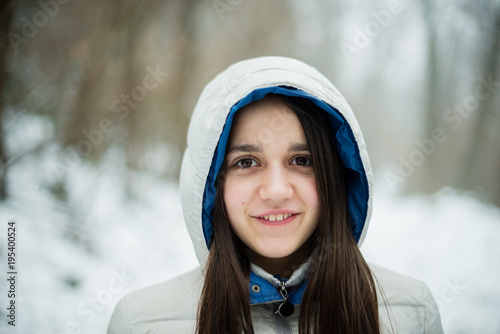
[196,94,380,334]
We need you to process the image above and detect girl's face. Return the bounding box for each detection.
[223,97,319,268]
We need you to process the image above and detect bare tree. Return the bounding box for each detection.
[457,1,500,204]
[0,0,15,200]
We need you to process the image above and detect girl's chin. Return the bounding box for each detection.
[252,244,301,260]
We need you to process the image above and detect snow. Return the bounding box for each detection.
[0,143,198,333]
[361,184,500,333]
[1,143,499,333]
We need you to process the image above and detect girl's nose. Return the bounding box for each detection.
[258,164,294,202]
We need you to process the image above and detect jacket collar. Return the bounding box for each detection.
[249,258,312,305]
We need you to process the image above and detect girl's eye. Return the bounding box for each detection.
[291,156,312,167]
[235,158,258,168]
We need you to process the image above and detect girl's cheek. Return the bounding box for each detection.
[223,179,244,204]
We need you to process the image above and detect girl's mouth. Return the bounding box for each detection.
[258,213,293,221]
[254,213,298,225]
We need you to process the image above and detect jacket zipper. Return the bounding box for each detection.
[276,281,295,317]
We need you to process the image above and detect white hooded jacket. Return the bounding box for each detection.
[108,56,444,334]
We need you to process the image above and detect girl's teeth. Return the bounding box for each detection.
[259,214,293,221]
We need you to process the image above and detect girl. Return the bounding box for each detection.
[108,56,444,333]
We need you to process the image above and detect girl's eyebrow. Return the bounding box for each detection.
[289,143,310,152]
[227,144,262,154]
[227,143,310,154]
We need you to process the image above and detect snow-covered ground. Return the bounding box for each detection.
[361,184,500,333]
[1,145,499,333]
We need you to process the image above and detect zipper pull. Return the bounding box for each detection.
[276,281,295,317]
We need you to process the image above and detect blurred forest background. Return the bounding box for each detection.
[1,0,499,204]
[0,0,500,333]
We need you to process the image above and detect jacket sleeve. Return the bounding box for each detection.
[107,297,131,334]
[421,283,444,334]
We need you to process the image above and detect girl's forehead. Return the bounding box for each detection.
[229,101,304,146]
[232,98,299,131]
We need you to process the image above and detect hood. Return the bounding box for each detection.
[180,56,373,270]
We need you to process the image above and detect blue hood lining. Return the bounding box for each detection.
[201,86,368,249]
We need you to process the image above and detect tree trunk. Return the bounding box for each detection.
[419,0,441,192]
[0,0,15,200]
[457,7,500,204]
